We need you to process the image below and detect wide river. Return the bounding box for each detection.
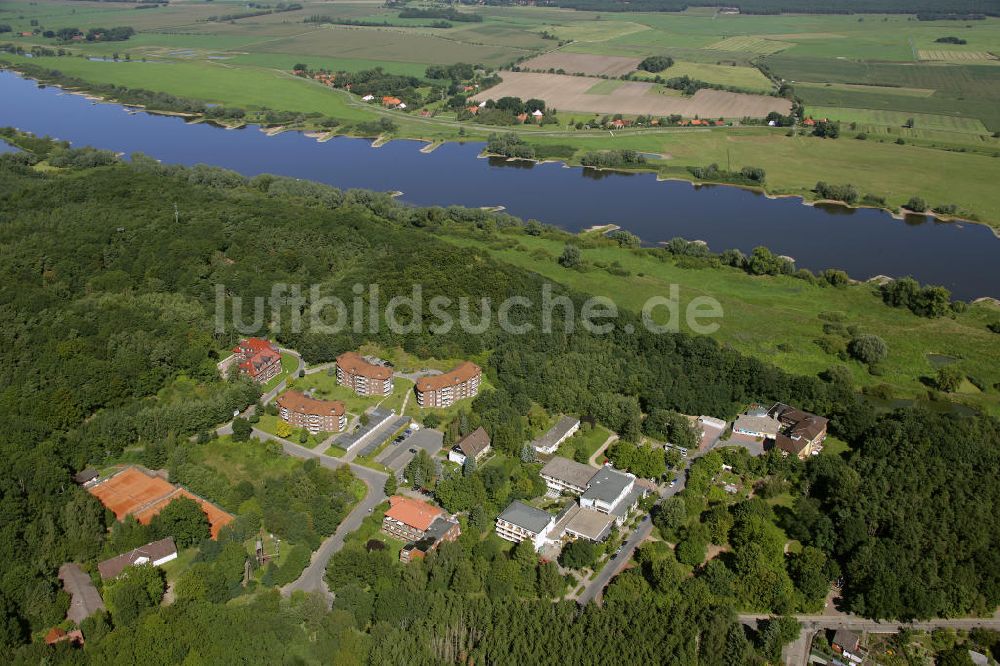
[2,70,998,299]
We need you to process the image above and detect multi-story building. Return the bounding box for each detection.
[414,362,481,408]
[276,391,347,434]
[532,416,581,455]
[770,403,829,459]
[495,501,556,551]
[579,467,644,526]
[382,495,460,561]
[232,338,282,384]
[335,352,393,396]
[540,456,598,497]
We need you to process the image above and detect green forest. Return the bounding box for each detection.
[0,138,998,663]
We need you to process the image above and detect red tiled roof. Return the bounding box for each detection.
[234,338,281,378]
[276,390,345,417]
[385,495,444,532]
[416,362,481,392]
[336,352,391,380]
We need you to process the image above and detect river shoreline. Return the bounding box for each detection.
[4,64,994,237]
[3,67,998,299]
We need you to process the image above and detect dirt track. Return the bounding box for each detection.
[472,71,791,119]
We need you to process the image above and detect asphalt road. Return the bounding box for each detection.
[213,348,387,603]
[262,431,388,602]
[576,449,701,605]
[738,612,1000,666]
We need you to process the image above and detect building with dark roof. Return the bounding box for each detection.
[448,426,491,465]
[580,467,643,525]
[73,468,99,486]
[540,456,598,496]
[414,362,481,408]
[770,403,829,459]
[532,416,581,455]
[495,501,556,551]
[98,537,178,580]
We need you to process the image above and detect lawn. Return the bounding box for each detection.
[286,370,413,416]
[255,414,329,449]
[558,424,612,463]
[586,79,625,95]
[804,107,989,135]
[186,435,300,487]
[261,353,301,393]
[441,231,1000,416]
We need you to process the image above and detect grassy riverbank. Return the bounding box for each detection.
[3,49,1000,229]
[440,227,1000,416]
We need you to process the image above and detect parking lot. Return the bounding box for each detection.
[378,428,444,477]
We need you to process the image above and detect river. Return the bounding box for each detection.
[1,70,997,299]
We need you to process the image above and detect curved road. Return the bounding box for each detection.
[216,348,388,603]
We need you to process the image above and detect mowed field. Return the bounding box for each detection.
[806,107,990,134]
[518,52,641,77]
[632,61,775,92]
[473,71,791,118]
[917,50,999,62]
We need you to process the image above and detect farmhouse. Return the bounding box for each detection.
[336,351,394,396]
[540,456,597,496]
[448,426,491,465]
[232,338,282,384]
[414,362,481,408]
[495,501,557,551]
[98,537,178,580]
[382,495,459,562]
[532,416,581,455]
[276,390,347,434]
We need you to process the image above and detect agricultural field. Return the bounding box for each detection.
[806,107,991,134]
[632,61,775,92]
[3,0,1000,224]
[518,52,641,77]
[917,50,998,62]
[706,35,791,54]
[472,71,791,117]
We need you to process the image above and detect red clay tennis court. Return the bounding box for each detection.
[90,467,233,538]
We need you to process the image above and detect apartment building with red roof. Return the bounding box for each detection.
[382,495,460,562]
[336,352,394,396]
[414,361,481,408]
[232,338,282,384]
[276,390,347,434]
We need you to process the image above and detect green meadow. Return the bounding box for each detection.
[441,230,1000,417]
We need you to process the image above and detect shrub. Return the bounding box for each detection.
[905,197,928,212]
[848,334,888,366]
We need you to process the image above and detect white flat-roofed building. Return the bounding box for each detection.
[495,501,556,551]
